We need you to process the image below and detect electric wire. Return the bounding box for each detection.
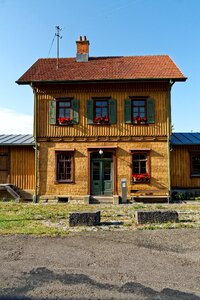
[47,33,56,58]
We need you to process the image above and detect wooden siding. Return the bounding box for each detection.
[171,145,200,188]
[35,82,169,138]
[10,146,35,190]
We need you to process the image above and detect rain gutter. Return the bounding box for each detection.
[31,84,39,203]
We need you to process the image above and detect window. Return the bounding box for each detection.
[132,98,147,124]
[131,151,150,183]
[57,99,72,125]
[87,98,116,124]
[49,99,79,125]
[191,153,200,177]
[0,153,8,171]
[94,100,109,124]
[56,151,74,182]
[124,97,155,124]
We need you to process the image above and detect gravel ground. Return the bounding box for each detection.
[0,229,200,300]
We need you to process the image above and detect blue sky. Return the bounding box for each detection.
[0,0,199,133]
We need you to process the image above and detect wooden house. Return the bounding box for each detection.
[0,135,35,200]
[171,132,200,194]
[16,36,186,203]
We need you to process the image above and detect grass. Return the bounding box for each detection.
[0,201,200,235]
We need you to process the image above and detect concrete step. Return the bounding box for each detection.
[90,196,114,204]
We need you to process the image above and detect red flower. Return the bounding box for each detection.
[94,116,109,124]
[57,117,72,124]
[132,173,150,182]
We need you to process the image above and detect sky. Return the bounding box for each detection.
[0,0,199,134]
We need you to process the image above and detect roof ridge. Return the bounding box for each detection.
[38,54,170,60]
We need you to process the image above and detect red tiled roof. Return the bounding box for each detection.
[16,55,186,84]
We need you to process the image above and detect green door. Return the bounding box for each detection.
[91,158,113,196]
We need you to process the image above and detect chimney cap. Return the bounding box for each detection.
[77,35,89,43]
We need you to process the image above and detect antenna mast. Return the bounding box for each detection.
[55,26,62,68]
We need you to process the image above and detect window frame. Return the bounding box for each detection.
[130,97,148,125]
[190,152,200,177]
[0,153,9,172]
[56,98,73,126]
[55,151,74,183]
[130,150,151,184]
[93,97,110,124]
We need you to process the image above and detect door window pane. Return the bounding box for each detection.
[93,162,100,180]
[104,161,111,180]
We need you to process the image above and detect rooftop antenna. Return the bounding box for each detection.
[55,25,62,69]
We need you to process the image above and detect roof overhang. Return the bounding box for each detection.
[16,77,187,86]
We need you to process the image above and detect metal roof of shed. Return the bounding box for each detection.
[1,133,200,146]
[171,133,200,145]
[0,135,34,146]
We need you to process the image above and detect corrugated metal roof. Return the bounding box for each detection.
[1,133,199,146]
[0,135,34,146]
[171,133,200,145]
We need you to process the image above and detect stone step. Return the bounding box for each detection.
[90,196,114,204]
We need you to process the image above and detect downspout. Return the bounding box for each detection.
[167,80,175,203]
[31,84,38,203]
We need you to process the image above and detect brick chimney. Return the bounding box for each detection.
[76,36,89,62]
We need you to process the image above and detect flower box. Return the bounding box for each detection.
[57,117,72,125]
[94,116,109,124]
[132,173,150,184]
[133,116,147,125]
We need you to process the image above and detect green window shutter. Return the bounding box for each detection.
[72,99,79,124]
[87,99,94,124]
[109,99,116,124]
[147,98,155,124]
[124,99,132,124]
[49,100,56,125]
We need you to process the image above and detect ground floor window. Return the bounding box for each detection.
[56,151,74,182]
[0,152,9,184]
[131,150,150,183]
[191,152,200,177]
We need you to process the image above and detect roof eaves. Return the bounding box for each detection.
[16,77,187,86]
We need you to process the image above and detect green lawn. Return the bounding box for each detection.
[0,201,200,235]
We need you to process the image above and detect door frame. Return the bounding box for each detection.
[87,147,117,195]
[91,157,113,196]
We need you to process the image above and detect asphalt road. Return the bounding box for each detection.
[0,229,200,300]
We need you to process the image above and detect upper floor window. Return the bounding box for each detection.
[191,153,200,177]
[131,150,150,183]
[87,98,116,125]
[49,98,79,125]
[94,100,109,124]
[132,99,147,124]
[124,97,155,125]
[57,100,72,125]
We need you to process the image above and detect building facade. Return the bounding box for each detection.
[0,135,35,200]
[171,133,200,193]
[16,37,186,203]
